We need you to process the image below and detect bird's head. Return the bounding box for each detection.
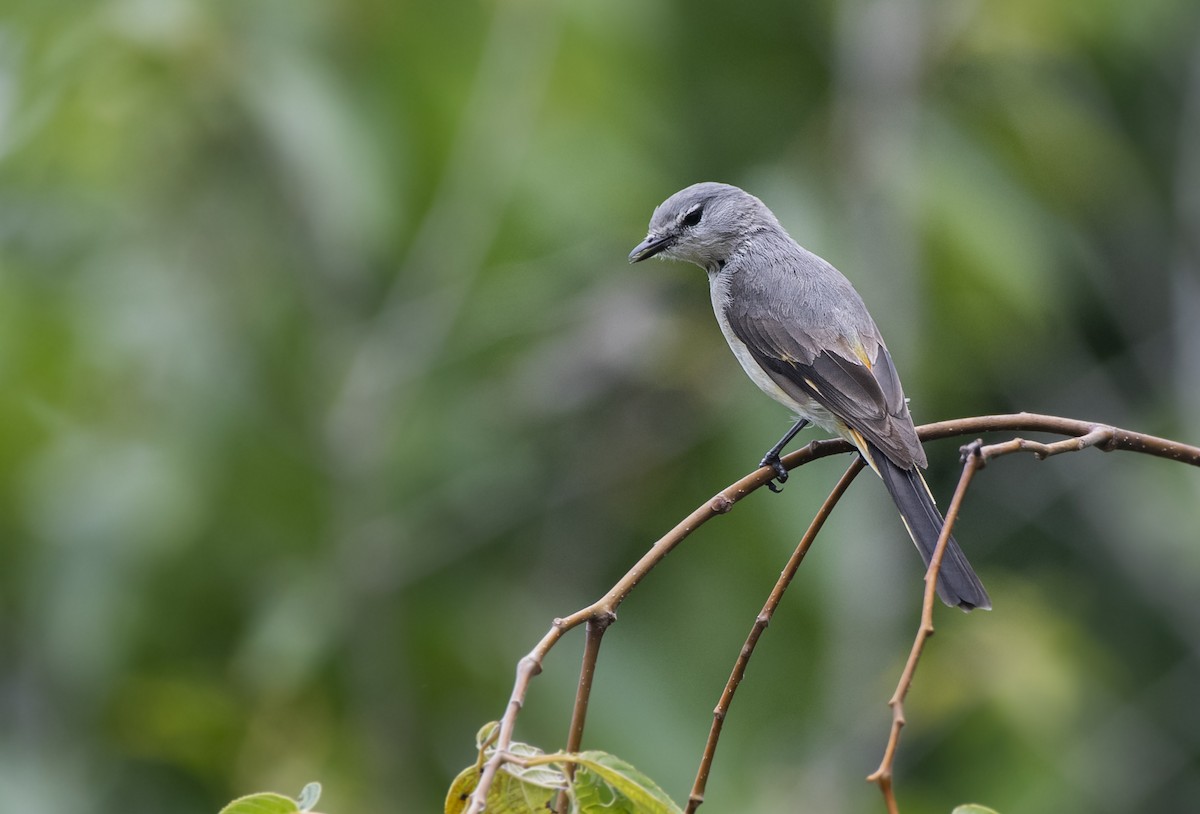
[628,182,777,271]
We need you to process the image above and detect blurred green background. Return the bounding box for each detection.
[3,0,1200,812]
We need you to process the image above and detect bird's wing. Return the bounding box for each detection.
[725,274,927,469]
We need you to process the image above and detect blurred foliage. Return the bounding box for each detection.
[2,1,1200,813]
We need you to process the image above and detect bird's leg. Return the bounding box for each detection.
[759,418,810,493]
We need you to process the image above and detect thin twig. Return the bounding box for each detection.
[973,426,1115,461]
[567,614,614,753]
[859,416,1199,812]
[554,613,615,813]
[866,441,984,812]
[462,458,801,814]
[686,458,867,814]
[915,414,1200,466]
[465,413,1200,813]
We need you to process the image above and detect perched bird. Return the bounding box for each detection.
[629,182,989,610]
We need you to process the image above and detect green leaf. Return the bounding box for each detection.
[952,805,1000,814]
[567,751,683,814]
[444,762,562,814]
[446,731,679,814]
[219,783,324,814]
[446,733,566,814]
[218,793,300,814]
[475,721,501,751]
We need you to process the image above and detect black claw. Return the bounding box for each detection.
[757,418,809,495]
[760,454,789,493]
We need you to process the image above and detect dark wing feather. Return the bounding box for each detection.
[724,271,927,469]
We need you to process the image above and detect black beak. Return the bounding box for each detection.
[628,233,674,263]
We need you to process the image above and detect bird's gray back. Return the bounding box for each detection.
[713,230,928,468]
[718,231,879,364]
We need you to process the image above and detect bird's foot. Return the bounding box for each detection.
[759,453,789,493]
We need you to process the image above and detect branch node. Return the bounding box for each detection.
[1095,426,1118,452]
[517,654,543,678]
[959,438,986,466]
[709,493,734,514]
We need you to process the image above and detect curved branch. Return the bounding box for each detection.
[464,413,1200,813]
[686,458,866,814]
[867,443,984,813]
[864,417,1197,812]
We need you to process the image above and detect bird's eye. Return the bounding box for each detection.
[681,205,704,227]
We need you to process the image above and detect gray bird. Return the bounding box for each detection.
[629,182,990,611]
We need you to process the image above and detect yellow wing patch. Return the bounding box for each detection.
[845,427,880,473]
[851,341,874,370]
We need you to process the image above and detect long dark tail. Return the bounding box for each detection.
[868,443,991,611]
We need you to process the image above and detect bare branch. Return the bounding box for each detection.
[464,413,1200,813]
[686,458,867,814]
[867,442,984,812]
[555,613,616,813]
[463,465,782,814]
[861,415,1200,811]
[915,413,1199,466]
[972,426,1115,462]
